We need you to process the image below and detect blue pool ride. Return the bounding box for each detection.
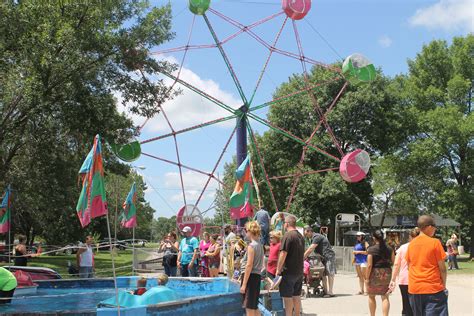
[99,286,179,308]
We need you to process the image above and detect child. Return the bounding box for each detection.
[132,277,147,296]
[240,221,264,316]
[157,273,169,286]
[233,259,241,281]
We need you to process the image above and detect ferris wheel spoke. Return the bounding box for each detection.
[140,114,238,144]
[159,70,236,114]
[248,76,342,112]
[209,8,340,73]
[142,152,226,187]
[282,81,348,210]
[150,10,283,57]
[203,13,248,105]
[246,119,280,213]
[269,168,340,181]
[305,82,349,145]
[247,112,341,162]
[291,20,345,158]
[194,127,237,209]
[249,16,289,106]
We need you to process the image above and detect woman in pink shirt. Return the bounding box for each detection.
[389,228,420,316]
[199,232,211,277]
[266,230,282,279]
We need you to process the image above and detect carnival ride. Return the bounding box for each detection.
[112,0,376,229]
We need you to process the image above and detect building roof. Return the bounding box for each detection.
[370,213,461,228]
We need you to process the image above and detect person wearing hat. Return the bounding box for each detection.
[177,226,199,277]
[353,232,369,295]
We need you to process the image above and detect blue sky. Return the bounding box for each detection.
[125,0,472,219]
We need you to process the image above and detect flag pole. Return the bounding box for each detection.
[8,192,11,266]
[8,186,12,265]
[132,226,135,276]
[106,213,121,315]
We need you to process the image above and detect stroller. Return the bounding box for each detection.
[303,256,325,298]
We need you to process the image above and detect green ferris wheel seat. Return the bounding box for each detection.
[342,53,376,82]
[110,140,141,162]
[189,0,210,15]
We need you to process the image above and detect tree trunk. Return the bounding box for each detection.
[379,199,390,230]
[469,224,474,259]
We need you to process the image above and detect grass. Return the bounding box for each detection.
[1,250,134,278]
[448,254,474,274]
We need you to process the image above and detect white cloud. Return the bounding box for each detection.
[164,171,218,203]
[409,0,473,32]
[378,35,393,48]
[117,56,241,134]
[115,54,243,138]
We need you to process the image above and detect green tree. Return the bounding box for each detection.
[105,172,154,242]
[387,35,474,254]
[248,66,406,228]
[213,159,237,225]
[0,1,176,244]
[152,216,177,242]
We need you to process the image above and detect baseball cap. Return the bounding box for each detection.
[356,231,365,236]
[182,226,192,233]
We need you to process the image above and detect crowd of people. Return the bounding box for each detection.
[351,215,450,316]
[0,210,457,315]
[156,211,454,316]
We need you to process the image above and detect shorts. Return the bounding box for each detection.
[266,271,275,279]
[355,262,367,268]
[323,257,337,276]
[79,266,94,279]
[0,289,15,304]
[279,274,303,298]
[241,273,261,310]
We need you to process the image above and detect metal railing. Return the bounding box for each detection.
[334,246,355,273]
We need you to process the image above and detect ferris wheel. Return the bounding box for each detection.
[117,0,376,222]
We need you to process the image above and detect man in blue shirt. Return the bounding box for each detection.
[255,208,271,246]
[177,226,199,277]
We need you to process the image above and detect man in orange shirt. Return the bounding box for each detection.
[406,215,448,316]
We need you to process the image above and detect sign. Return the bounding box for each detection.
[340,213,356,222]
[176,205,203,237]
[396,216,417,227]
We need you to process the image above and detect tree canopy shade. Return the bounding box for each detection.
[0,1,176,243]
[387,35,474,254]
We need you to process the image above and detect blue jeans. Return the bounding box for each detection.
[79,266,94,278]
[260,230,270,246]
[448,255,459,269]
[409,291,448,316]
[164,264,177,277]
[180,263,197,277]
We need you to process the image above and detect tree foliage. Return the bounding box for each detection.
[0,1,176,244]
[215,35,473,254]
[388,35,474,251]
[245,65,407,228]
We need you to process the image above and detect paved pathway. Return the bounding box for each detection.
[301,272,473,316]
